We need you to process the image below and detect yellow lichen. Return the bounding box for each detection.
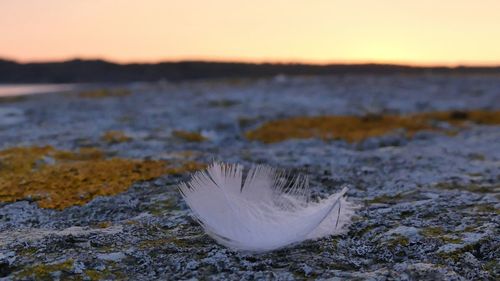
[96,221,113,229]
[172,130,207,142]
[85,269,107,281]
[161,150,199,160]
[420,226,462,243]
[0,95,27,103]
[387,234,410,249]
[53,147,105,161]
[17,247,38,257]
[420,226,446,237]
[245,110,500,143]
[101,130,132,144]
[138,237,192,249]
[0,146,202,210]
[85,264,126,281]
[16,259,74,280]
[78,88,131,99]
[435,182,499,193]
[367,193,405,204]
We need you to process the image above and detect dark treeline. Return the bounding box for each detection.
[1,58,499,83]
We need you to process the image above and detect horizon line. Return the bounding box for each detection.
[2,56,500,68]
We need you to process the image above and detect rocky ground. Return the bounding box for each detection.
[0,74,499,280]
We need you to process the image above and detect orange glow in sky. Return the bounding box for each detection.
[1,0,500,66]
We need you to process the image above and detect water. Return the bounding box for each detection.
[0,84,80,97]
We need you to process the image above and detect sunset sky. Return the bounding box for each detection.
[1,0,499,66]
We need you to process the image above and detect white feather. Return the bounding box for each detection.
[178,162,356,252]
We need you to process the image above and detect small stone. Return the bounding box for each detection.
[97,252,126,262]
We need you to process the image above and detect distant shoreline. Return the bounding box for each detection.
[1,58,500,83]
[0,83,85,97]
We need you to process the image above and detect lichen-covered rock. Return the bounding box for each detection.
[0,146,201,210]
[0,75,499,280]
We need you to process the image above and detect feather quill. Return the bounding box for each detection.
[179,163,355,252]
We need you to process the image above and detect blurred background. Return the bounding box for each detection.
[1,1,499,280]
[1,0,500,93]
[2,0,500,65]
